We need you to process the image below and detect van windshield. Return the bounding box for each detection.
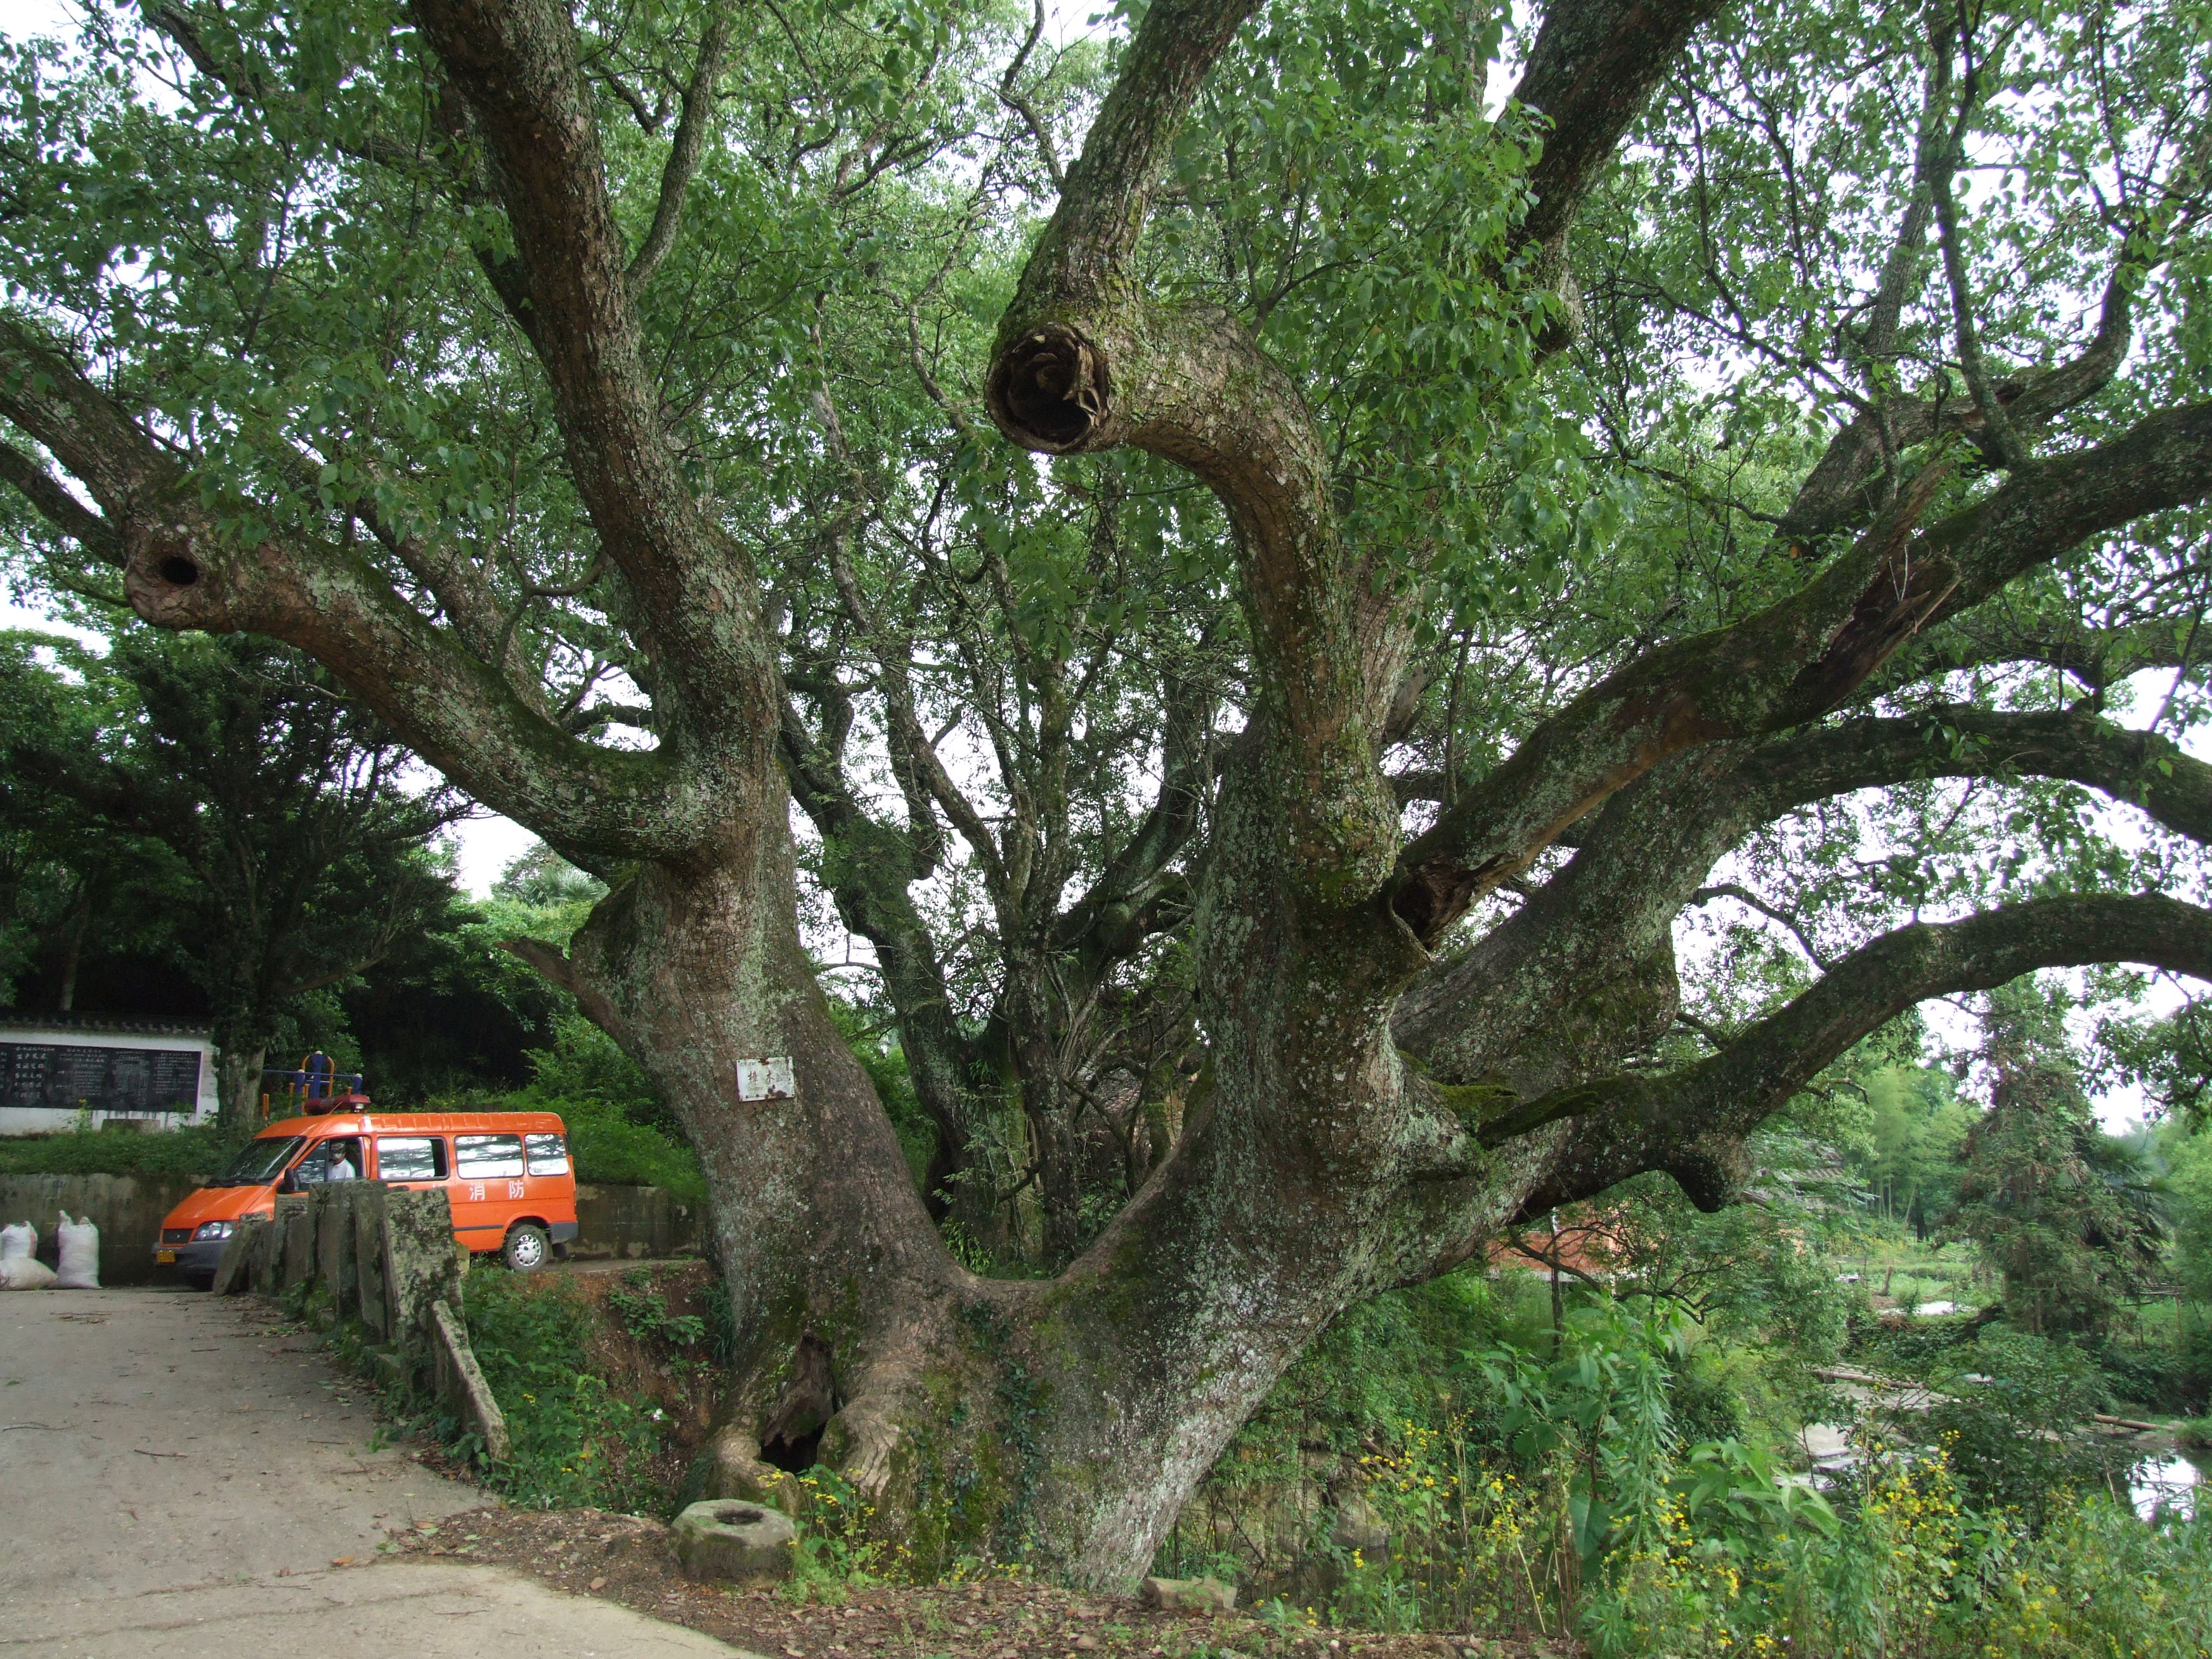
[208,1136,306,1188]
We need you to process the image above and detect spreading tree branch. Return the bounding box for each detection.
[1392,398,2212,944]
[1497,894,2212,1214]
[0,317,706,863]
[999,0,1066,191]
[407,0,776,740]
[626,6,734,296]
[1508,0,1730,251]
[0,439,121,564]
[1760,703,2212,847]
[1398,698,2212,1086]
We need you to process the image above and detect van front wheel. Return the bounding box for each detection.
[502,1222,551,1273]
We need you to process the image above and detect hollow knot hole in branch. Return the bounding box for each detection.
[157,555,200,587]
[987,325,1110,452]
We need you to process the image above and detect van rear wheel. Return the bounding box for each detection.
[502,1222,551,1273]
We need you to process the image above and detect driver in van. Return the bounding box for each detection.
[297,1138,361,1185]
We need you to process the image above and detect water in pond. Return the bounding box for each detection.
[2131,1452,2204,1521]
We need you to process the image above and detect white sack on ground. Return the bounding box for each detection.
[0,1254,56,1289]
[54,1211,100,1289]
[0,1221,35,1261]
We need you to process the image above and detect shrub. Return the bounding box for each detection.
[0,1121,239,1177]
[1920,1331,2130,1528]
[454,1265,667,1511]
[781,1466,888,1600]
[1669,1354,1750,1445]
[1584,1443,2212,1659]
[547,1092,707,1204]
[523,1014,665,1126]
[2095,1339,2209,1416]
[1946,1498,2212,1658]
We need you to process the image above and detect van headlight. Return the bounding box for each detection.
[192,1220,236,1241]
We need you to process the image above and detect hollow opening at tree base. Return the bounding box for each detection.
[758,1426,824,1474]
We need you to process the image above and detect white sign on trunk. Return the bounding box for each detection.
[736,1056,796,1102]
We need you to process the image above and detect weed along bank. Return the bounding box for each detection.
[157,1107,578,1285]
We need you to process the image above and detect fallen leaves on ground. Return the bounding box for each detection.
[385,1506,1580,1659]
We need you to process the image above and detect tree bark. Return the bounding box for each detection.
[54,872,91,1013]
[216,1037,267,1132]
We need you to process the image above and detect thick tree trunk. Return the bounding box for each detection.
[602,733,1563,1589]
[557,752,1542,1585]
[556,811,986,1497]
[55,913,84,1012]
[976,750,1454,1581]
[54,868,95,1012]
[215,1038,266,1132]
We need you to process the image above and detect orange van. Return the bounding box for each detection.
[155,1108,579,1287]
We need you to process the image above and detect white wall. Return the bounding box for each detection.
[0,1024,220,1135]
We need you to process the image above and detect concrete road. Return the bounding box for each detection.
[1,1287,752,1658]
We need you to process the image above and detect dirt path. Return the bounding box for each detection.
[0,1286,756,1658]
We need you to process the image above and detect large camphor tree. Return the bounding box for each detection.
[3,0,2210,1582]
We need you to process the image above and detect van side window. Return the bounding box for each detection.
[375,1136,448,1181]
[455,1134,526,1178]
[293,1138,361,1185]
[524,1133,569,1176]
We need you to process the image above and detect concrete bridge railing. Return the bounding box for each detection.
[215,1181,509,1460]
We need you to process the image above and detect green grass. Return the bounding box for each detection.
[446,1265,668,1511]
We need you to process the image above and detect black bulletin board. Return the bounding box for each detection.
[0,1043,202,1113]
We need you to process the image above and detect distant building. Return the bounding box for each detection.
[0,1012,219,1135]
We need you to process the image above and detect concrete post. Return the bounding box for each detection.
[212,1218,263,1295]
[353,1183,389,1338]
[382,1188,464,1380]
[313,1185,359,1319]
[278,1195,315,1292]
[430,1299,510,1462]
[248,1206,285,1292]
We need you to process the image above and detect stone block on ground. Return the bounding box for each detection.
[353,1183,389,1337]
[672,1499,798,1585]
[311,1185,360,1320]
[278,1195,316,1291]
[212,1220,263,1296]
[1139,1577,1237,1615]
